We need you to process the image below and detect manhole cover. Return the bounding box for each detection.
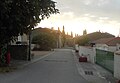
[44,60,68,62]
[84,71,93,75]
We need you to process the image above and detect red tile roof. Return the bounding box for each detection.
[93,37,120,46]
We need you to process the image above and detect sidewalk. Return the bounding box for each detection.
[72,50,117,83]
[10,51,54,68]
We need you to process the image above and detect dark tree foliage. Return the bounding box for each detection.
[71,31,73,38]
[0,0,59,47]
[62,26,66,47]
[32,32,56,51]
[66,34,74,47]
[77,35,89,46]
[83,29,87,35]
[32,28,58,50]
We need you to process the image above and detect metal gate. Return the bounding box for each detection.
[96,49,114,73]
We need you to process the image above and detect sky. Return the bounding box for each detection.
[37,0,120,37]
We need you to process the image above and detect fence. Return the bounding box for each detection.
[9,45,28,60]
[0,45,7,65]
[114,51,120,79]
[96,49,114,73]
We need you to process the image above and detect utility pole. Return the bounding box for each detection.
[28,29,32,61]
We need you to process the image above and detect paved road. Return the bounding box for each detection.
[0,49,88,83]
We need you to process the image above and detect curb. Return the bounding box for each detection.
[72,50,111,83]
[71,50,89,82]
[18,51,55,68]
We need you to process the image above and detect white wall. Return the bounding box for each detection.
[96,44,108,51]
[18,35,22,41]
[114,51,120,79]
[109,44,120,52]
[96,44,117,52]
[109,46,116,52]
[31,44,35,50]
[11,34,28,45]
[79,46,96,63]
[21,34,28,42]
[79,46,120,79]
[75,44,79,51]
[116,44,120,51]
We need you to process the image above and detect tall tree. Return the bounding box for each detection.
[0,0,59,48]
[67,32,69,36]
[71,31,73,38]
[58,27,61,34]
[83,29,87,35]
[62,26,66,47]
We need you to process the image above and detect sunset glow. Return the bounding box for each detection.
[37,0,120,37]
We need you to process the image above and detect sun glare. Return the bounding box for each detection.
[37,12,120,37]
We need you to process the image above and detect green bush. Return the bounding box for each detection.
[32,33,56,51]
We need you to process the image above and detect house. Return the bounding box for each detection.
[91,37,120,52]
[11,34,29,45]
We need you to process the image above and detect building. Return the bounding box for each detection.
[91,37,120,52]
[11,34,28,45]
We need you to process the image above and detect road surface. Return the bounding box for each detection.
[0,49,88,83]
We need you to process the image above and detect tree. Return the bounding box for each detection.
[32,32,56,51]
[77,35,89,46]
[71,31,73,38]
[62,26,66,47]
[66,34,74,47]
[0,0,59,48]
[83,29,87,35]
[32,28,58,50]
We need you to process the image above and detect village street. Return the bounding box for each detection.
[0,49,88,83]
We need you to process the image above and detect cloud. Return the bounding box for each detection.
[83,0,93,5]
[99,17,109,20]
[38,0,120,36]
[56,0,120,22]
[83,0,110,6]
[97,0,110,6]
